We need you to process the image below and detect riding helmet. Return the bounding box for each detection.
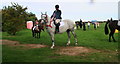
[55,5,59,8]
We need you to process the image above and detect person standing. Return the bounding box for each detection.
[87,21,90,29]
[79,19,82,29]
[83,21,86,31]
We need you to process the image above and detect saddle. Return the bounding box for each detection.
[33,25,39,31]
[59,22,64,27]
[54,21,65,34]
[54,21,64,27]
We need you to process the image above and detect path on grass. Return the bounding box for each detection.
[1,39,118,56]
[0,39,47,48]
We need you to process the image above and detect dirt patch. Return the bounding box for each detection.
[19,44,47,48]
[56,46,101,56]
[1,39,117,56]
[56,46,118,56]
[0,40,19,45]
[1,39,47,48]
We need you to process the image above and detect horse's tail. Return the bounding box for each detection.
[104,21,109,35]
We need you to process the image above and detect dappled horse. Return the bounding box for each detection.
[104,19,120,42]
[40,13,78,49]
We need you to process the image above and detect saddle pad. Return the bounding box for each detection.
[33,26,36,30]
[60,22,64,27]
[33,25,38,31]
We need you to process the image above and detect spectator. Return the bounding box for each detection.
[87,21,90,29]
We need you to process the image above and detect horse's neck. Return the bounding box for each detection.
[46,15,55,31]
[46,16,51,25]
[47,16,55,25]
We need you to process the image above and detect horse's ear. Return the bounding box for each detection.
[41,12,43,15]
[110,18,113,21]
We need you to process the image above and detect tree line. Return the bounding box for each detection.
[1,3,37,35]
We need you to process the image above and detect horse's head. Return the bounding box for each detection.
[41,12,48,23]
[39,19,45,25]
[38,19,45,29]
[40,12,52,28]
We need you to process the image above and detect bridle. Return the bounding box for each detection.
[41,14,48,22]
[41,14,53,28]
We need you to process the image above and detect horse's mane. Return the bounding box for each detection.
[46,15,50,22]
[113,20,118,22]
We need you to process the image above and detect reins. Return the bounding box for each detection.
[45,15,53,28]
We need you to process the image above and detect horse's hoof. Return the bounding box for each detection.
[50,45,54,49]
[66,43,70,46]
[75,43,78,46]
[50,47,54,49]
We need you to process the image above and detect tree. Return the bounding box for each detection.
[0,10,2,32]
[2,3,28,35]
[26,12,37,26]
[26,12,37,21]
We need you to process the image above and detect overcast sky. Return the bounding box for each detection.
[1,0,119,21]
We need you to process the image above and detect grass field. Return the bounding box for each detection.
[1,23,119,62]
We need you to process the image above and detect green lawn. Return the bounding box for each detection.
[1,23,119,62]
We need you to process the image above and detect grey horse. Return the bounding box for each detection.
[41,13,78,49]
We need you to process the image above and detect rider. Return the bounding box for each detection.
[33,19,39,31]
[51,5,62,33]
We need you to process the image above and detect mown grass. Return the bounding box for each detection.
[1,23,119,62]
[2,45,118,62]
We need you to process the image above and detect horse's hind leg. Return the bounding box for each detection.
[109,30,116,42]
[71,30,78,45]
[112,35,116,42]
[109,32,112,42]
[109,30,114,42]
[66,30,71,46]
[111,31,116,42]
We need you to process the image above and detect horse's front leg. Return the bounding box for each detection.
[67,30,71,46]
[50,33,55,49]
[35,33,36,38]
[32,31,34,37]
[111,30,116,42]
[38,32,40,38]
